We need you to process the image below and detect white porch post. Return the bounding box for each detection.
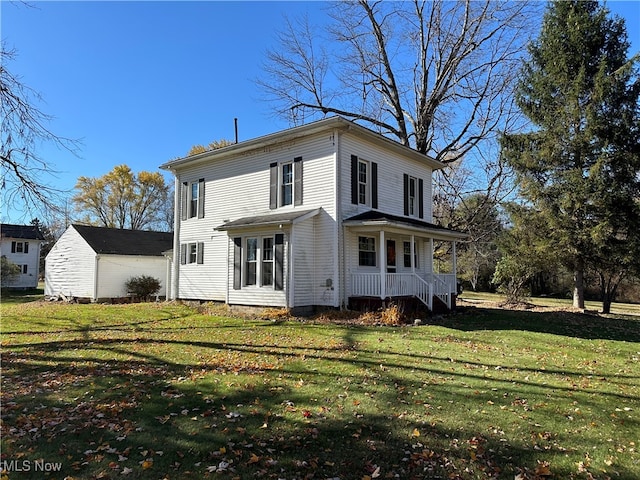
[452,241,457,277]
[429,238,434,275]
[410,234,415,274]
[379,230,385,299]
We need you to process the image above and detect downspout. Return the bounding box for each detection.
[171,174,181,300]
[94,254,100,302]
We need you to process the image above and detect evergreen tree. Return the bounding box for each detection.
[501,0,640,310]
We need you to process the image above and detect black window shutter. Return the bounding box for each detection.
[418,178,424,219]
[197,178,205,219]
[233,237,242,290]
[351,155,358,205]
[294,157,303,206]
[11,241,16,253]
[371,162,378,209]
[180,244,187,265]
[403,174,409,216]
[274,234,284,291]
[269,162,278,209]
[181,182,188,220]
[196,242,204,264]
[24,242,29,254]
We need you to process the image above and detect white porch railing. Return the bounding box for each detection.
[351,272,456,310]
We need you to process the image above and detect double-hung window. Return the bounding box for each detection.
[245,236,274,287]
[403,174,423,218]
[358,160,369,205]
[262,237,274,286]
[233,234,284,290]
[351,155,378,208]
[11,241,28,254]
[281,163,293,206]
[270,157,302,209]
[182,178,205,220]
[180,242,204,265]
[358,236,376,267]
[408,176,417,216]
[245,238,258,285]
[403,241,419,268]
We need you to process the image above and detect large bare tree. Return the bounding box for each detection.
[259,0,539,233]
[1,44,80,218]
[260,0,538,160]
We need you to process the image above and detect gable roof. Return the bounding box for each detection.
[343,211,467,240]
[72,224,173,256]
[1,224,45,240]
[160,116,444,172]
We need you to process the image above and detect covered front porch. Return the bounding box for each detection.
[344,211,466,312]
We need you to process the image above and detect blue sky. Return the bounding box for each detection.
[2,1,639,223]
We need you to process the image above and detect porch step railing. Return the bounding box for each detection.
[351,272,454,311]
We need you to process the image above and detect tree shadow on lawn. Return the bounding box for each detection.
[2,332,639,479]
[434,304,640,342]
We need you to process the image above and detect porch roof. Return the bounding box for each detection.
[215,208,321,231]
[343,211,467,240]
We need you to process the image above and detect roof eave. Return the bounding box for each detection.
[343,219,467,241]
[159,117,444,172]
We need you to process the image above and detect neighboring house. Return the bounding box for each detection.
[160,116,466,314]
[1,224,45,289]
[45,225,173,301]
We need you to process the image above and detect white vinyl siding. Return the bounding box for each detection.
[175,130,337,305]
[340,134,433,222]
[2,238,41,289]
[97,255,168,298]
[44,226,96,298]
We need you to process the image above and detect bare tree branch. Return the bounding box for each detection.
[1,44,81,219]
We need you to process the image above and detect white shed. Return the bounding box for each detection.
[45,224,173,301]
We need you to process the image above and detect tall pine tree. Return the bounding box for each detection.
[501,0,640,311]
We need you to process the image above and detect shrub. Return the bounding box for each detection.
[125,275,161,300]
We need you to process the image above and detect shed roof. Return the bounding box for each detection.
[215,208,321,231]
[72,224,173,256]
[1,224,45,240]
[343,211,467,240]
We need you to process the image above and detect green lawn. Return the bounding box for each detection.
[1,297,638,479]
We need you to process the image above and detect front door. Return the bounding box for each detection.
[386,239,396,273]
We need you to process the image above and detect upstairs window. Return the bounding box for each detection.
[181,178,205,220]
[408,176,417,216]
[358,160,368,205]
[270,157,302,209]
[281,163,293,206]
[11,241,29,254]
[351,155,378,208]
[403,174,424,219]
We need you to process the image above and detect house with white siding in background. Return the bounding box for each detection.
[160,116,465,314]
[1,224,45,289]
[45,225,173,301]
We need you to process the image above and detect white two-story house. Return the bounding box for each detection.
[160,116,465,314]
[1,224,45,289]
